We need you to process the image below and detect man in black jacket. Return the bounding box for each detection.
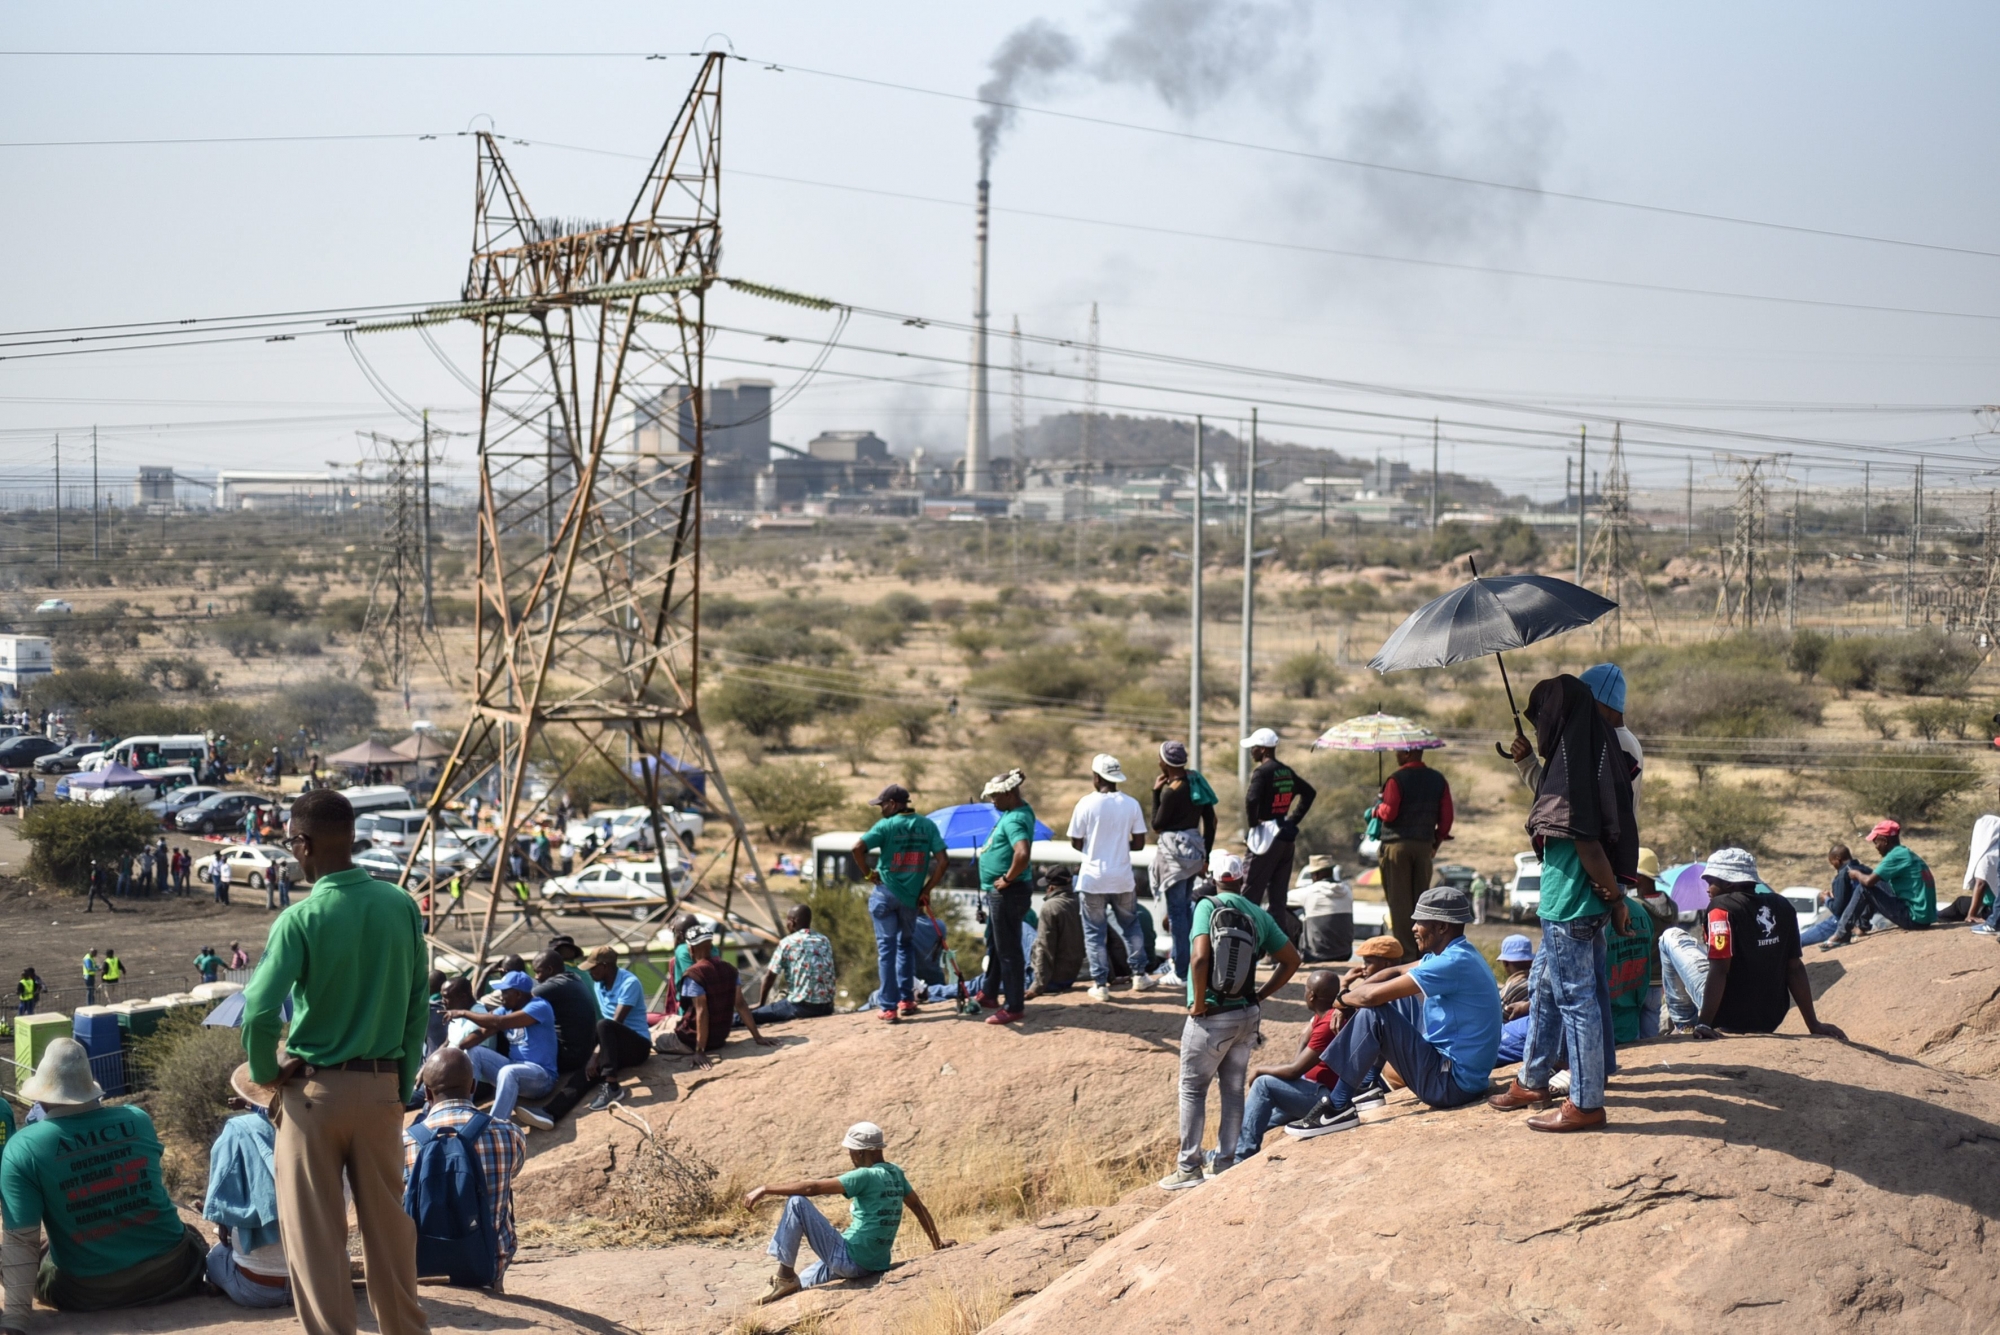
[1372,746,1453,959]
[1241,729,1316,943]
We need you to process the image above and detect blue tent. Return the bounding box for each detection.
[925,803,1054,851]
[633,753,707,799]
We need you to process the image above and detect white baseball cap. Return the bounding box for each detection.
[1240,727,1280,749]
[1090,753,1128,783]
[1209,851,1245,881]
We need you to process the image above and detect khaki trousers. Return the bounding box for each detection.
[1378,840,1434,961]
[275,1069,428,1335]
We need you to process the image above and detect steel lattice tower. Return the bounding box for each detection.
[405,54,780,972]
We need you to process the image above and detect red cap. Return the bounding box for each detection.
[1868,819,1901,840]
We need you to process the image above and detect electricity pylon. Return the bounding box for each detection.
[1580,423,1658,643]
[374,54,781,973]
[358,429,449,708]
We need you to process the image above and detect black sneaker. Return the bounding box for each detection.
[1352,1076,1391,1111]
[1284,1099,1359,1139]
[586,1082,622,1113]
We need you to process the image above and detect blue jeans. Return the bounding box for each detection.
[1496,1014,1530,1065]
[206,1242,291,1308]
[466,1046,555,1123]
[1836,880,1916,936]
[1522,914,1610,1111]
[1163,878,1196,981]
[1080,890,1146,987]
[768,1195,872,1286]
[869,886,918,1009]
[1638,984,1663,1039]
[1234,1073,1327,1160]
[1322,1003,1486,1110]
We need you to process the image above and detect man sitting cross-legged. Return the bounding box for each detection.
[1285,887,1501,1138]
[742,1122,955,1305]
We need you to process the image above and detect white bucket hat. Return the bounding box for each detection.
[1703,847,1760,885]
[841,1121,886,1151]
[1090,753,1127,784]
[21,1037,104,1106]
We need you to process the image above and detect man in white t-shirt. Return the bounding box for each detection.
[1068,754,1154,1002]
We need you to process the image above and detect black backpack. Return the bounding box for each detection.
[1208,901,1260,1001]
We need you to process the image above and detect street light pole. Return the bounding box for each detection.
[1239,408,1258,785]
[1190,416,1204,774]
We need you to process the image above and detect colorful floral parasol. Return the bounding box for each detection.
[1312,713,1445,753]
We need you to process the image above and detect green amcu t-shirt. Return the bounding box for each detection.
[837,1161,910,1272]
[1187,892,1289,1011]
[0,1105,186,1278]
[862,812,947,909]
[1534,838,1609,924]
[978,804,1037,893]
[1873,843,1935,925]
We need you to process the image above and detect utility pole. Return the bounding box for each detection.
[1906,461,1920,628]
[1078,301,1099,575]
[1574,427,1588,585]
[1190,416,1204,773]
[1862,462,1870,539]
[1565,456,1573,514]
[1684,457,1693,550]
[1239,409,1258,786]
[91,426,99,561]
[420,409,436,631]
[1429,417,1440,529]
[52,435,60,573]
[1786,488,1800,631]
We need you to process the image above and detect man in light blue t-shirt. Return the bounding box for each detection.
[1286,886,1501,1138]
[444,970,560,1132]
[584,946,654,1112]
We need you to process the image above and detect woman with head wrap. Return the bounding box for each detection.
[1151,740,1218,983]
[1489,674,1636,1135]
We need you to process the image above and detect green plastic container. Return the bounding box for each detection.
[116,1005,170,1040]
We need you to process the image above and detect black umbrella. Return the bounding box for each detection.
[1368,558,1617,753]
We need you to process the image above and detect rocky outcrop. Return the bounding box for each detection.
[988,1033,2000,1334]
[1808,925,2000,1076]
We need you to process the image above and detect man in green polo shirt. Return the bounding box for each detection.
[1823,818,1935,948]
[853,784,947,1024]
[0,1037,207,1324]
[976,770,1037,1024]
[240,789,428,1335]
[1159,853,1300,1190]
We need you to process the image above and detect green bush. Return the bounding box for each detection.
[726,625,849,668]
[709,675,819,746]
[1272,650,1339,700]
[1485,517,1543,568]
[1859,703,1898,740]
[211,616,280,658]
[797,879,883,1007]
[20,800,161,888]
[1658,781,1781,858]
[1630,661,1820,740]
[845,611,907,655]
[1830,750,1981,823]
[876,591,929,623]
[128,1009,246,1152]
[138,656,215,694]
[1902,700,1958,741]
[966,645,1137,708]
[24,666,154,718]
[1787,630,1829,682]
[1820,637,1883,695]
[246,584,308,621]
[1878,630,1979,696]
[274,676,377,743]
[735,760,847,843]
[884,701,941,746]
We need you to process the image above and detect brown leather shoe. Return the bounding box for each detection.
[1487,1079,1552,1111]
[1527,1099,1607,1133]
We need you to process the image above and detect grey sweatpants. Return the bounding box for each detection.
[1176,1005,1262,1172]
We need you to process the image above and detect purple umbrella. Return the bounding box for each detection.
[1659,861,1774,913]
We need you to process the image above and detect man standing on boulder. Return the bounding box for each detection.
[1159,853,1302,1190]
[977,770,1037,1026]
[1151,740,1217,984]
[240,789,429,1335]
[1068,754,1153,1003]
[1241,729,1315,944]
[743,1122,955,1306]
[853,784,948,1024]
[1371,744,1453,959]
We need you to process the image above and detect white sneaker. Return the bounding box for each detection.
[1088,985,1112,1003]
[1548,1070,1573,1098]
[1131,973,1158,992]
[511,1105,555,1133]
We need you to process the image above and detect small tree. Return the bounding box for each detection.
[1272,650,1339,700]
[1786,630,1829,682]
[735,761,846,843]
[20,800,160,888]
[246,583,308,621]
[275,676,377,743]
[709,676,818,747]
[827,710,889,776]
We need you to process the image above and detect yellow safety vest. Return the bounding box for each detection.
[102,957,124,982]
[16,978,36,1002]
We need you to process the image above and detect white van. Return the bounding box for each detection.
[101,734,211,771]
[339,784,422,818]
[356,807,468,855]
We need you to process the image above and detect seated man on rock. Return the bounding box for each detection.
[1286,887,1500,1137]
[1822,821,1934,949]
[202,1065,291,1308]
[402,1048,525,1293]
[751,905,837,1024]
[0,1039,208,1323]
[1233,969,1344,1161]
[1658,847,1846,1041]
[743,1121,954,1305]
[1027,866,1085,997]
[653,925,775,1067]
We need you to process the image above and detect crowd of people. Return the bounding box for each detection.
[0,652,1984,1332]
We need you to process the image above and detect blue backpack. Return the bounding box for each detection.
[403,1112,497,1288]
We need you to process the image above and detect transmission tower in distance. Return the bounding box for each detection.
[358,429,449,709]
[1580,424,1658,643]
[1712,454,1782,629]
[366,54,781,974]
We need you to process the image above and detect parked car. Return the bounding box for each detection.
[1506,851,1543,923]
[0,735,61,768]
[35,741,105,774]
[354,808,469,856]
[0,771,19,805]
[1434,863,1477,892]
[562,804,703,855]
[410,831,501,875]
[146,784,225,823]
[192,843,301,892]
[175,790,280,835]
[541,856,690,920]
[354,847,413,881]
[32,599,73,615]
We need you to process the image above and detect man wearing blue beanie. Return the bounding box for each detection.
[1510,662,1643,809]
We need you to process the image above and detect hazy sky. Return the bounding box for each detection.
[4,2,1998,503]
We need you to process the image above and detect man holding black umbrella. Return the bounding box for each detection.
[1241,729,1314,944]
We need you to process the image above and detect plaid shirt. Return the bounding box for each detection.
[768,929,836,1006]
[402,1098,527,1265]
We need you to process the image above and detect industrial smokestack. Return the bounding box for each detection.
[962,177,991,493]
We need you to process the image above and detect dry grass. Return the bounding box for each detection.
[904,1279,1011,1335]
[520,1106,752,1249]
[899,1131,1170,1251]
